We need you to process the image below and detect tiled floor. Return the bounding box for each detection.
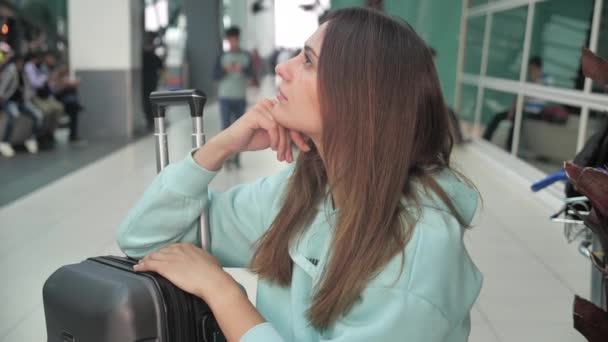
[0,79,592,341]
[0,120,152,207]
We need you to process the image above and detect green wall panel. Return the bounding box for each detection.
[331,0,364,10]
[331,0,463,107]
[530,0,593,89]
[383,0,463,107]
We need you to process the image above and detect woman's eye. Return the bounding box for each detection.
[303,53,312,66]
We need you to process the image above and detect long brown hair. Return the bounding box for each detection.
[251,7,467,331]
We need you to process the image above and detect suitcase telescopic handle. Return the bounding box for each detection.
[150,89,207,172]
[149,89,210,251]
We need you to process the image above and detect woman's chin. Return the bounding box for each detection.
[275,116,299,132]
[271,106,288,120]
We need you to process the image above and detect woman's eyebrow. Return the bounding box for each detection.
[304,45,318,58]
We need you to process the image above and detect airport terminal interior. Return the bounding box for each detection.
[1,0,608,341]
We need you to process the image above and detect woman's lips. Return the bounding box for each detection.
[277,88,288,102]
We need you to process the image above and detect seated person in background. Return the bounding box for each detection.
[24,53,63,146]
[43,51,84,143]
[0,55,43,157]
[483,56,553,151]
[0,42,12,65]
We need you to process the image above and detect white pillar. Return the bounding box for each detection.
[226,0,248,48]
[68,0,143,138]
[247,0,275,57]
[183,0,222,96]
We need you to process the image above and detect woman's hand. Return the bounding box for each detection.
[213,99,311,162]
[135,243,267,342]
[193,99,311,171]
[133,243,235,303]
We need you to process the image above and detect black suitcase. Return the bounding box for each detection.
[43,89,226,342]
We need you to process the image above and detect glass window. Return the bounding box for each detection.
[592,3,608,94]
[468,0,499,9]
[486,6,528,81]
[469,0,489,8]
[464,16,486,75]
[519,104,583,172]
[457,84,479,137]
[480,88,517,152]
[530,0,594,90]
[459,85,479,123]
[584,111,608,144]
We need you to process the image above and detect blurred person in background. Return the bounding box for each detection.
[483,56,554,150]
[213,25,254,168]
[0,54,42,157]
[142,32,165,132]
[24,52,64,148]
[42,51,85,144]
[0,42,12,65]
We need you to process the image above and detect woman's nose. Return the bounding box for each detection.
[275,63,284,80]
[275,61,290,82]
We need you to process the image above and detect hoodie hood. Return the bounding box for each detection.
[416,169,479,226]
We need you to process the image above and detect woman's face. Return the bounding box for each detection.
[273,24,327,140]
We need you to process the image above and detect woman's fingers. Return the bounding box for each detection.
[137,243,187,270]
[257,99,276,113]
[260,110,287,161]
[283,128,293,163]
[289,130,311,152]
[250,98,309,160]
[277,124,286,161]
[283,127,293,163]
[252,108,279,150]
[134,258,168,272]
[142,249,171,263]
[286,133,293,163]
[264,111,289,161]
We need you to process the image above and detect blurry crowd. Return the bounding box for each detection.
[0,43,84,158]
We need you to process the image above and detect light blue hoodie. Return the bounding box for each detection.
[117,152,483,341]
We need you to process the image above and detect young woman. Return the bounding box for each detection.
[118,7,482,342]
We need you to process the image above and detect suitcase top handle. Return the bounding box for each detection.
[150,89,207,118]
[148,88,208,173]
